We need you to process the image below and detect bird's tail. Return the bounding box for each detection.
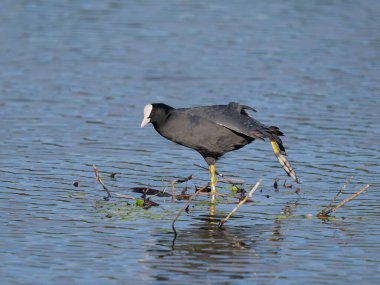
[270,138,300,184]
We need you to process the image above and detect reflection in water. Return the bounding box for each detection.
[143,210,292,283]
[270,200,300,243]
[209,202,216,218]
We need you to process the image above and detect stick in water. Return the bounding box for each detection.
[218,179,261,229]
[172,183,209,237]
[323,176,353,213]
[92,164,112,200]
[170,175,193,203]
[317,184,370,217]
[319,184,370,216]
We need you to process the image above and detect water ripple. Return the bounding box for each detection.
[1,0,380,284]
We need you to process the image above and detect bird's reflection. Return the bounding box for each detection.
[270,199,300,244]
[140,202,300,282]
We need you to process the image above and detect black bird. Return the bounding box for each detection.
[141,102,300,202]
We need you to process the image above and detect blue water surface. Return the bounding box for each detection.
[1,1,379,284]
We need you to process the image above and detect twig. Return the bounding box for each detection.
[176,175,193,184]
[172,183,209,237]
[92,165,157,206]
[318,184,370,217]
[329,184,370,213]
[92,164,111,200]
[113,193,139,200]
[170,175,193,202]
[274,177,279,191]
[324,176,352,212]
[152,184,168,199]
[218,179,261,229]
[170,180,176,203]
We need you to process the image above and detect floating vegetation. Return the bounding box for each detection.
[68,191,86,199]
[87,164,370,238]
[94,200,175,221]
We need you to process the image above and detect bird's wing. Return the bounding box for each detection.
[198,102,277,141]
[175,103,299,183]
[209,103,298,182]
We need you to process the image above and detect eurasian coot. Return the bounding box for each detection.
[141,102,300,202]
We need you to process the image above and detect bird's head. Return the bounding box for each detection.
[141,103,174,128]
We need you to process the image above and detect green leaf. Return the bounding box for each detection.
[227,185,240,194]
[135,199,144,207]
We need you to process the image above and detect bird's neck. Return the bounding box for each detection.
[153,121,166,134]
[153,120,174,141]
[152,112,171,132]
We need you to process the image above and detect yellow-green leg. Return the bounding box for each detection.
[209,164,217,203]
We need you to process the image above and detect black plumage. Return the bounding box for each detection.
[141,102,300,187]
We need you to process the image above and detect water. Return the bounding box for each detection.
[1,0,380,284]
